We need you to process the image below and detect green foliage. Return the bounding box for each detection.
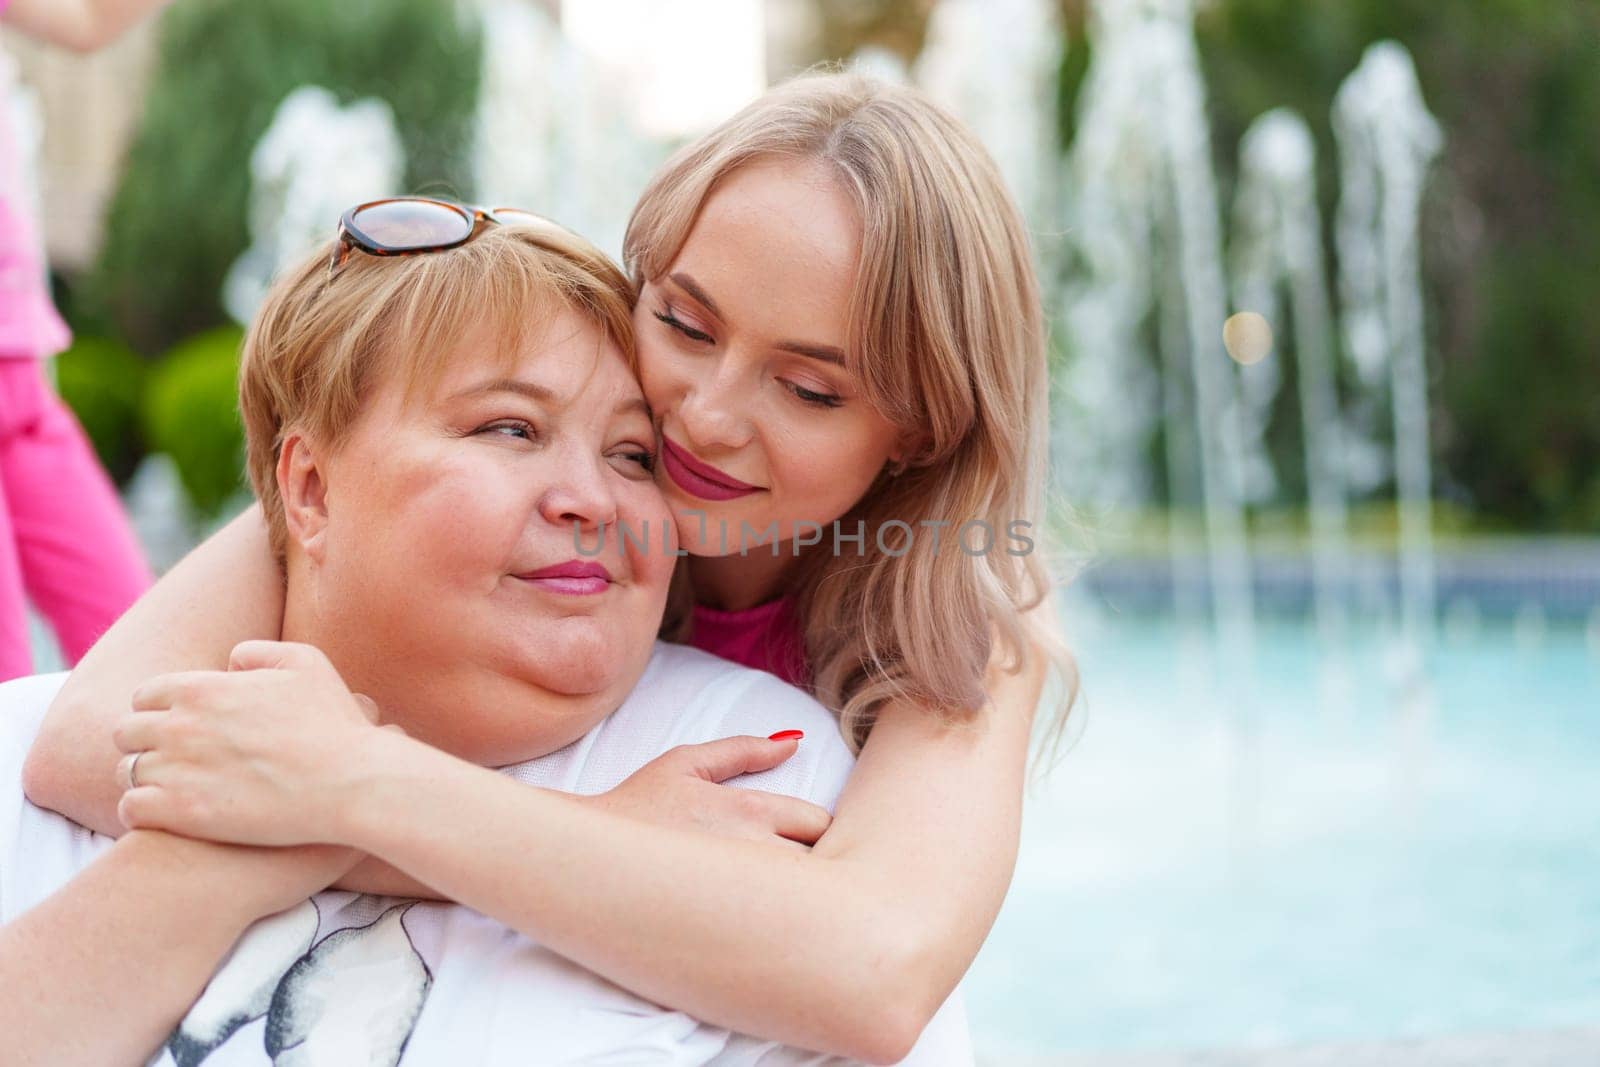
[1056,0,1600,531]
[142,327,246,517]
[88,0,481,354]
[52,336,147,485]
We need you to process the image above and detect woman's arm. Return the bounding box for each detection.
[44,503,1049,1058]
[119,640,1047,1063]
[1,0,173,52]
[353,689,1036,1064]
[23,507,285,837]
[20,511,826,901]
[0,831,354,1066]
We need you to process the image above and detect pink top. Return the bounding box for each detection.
[0,41,72,360]
[689,597,809,688]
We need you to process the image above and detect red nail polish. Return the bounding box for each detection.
[768,730,804,742]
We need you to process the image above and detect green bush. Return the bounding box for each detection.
[89,0,481,355]
[52,336,147,485]
[142,327,246,518]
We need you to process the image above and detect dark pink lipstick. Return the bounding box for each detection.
[660,436,761,502]
[516,559,613,596]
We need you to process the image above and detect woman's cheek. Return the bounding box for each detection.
[635,337,681,413]
[623,485,679,586]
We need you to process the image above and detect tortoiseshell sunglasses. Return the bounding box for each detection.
[328,196,560,274]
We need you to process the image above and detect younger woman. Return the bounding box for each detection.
[26,72,1071,1062]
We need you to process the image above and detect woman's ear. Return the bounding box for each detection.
[277,432,330,563]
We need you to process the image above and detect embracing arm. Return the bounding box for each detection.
[23,508,285,837]
[1,0,173,52]
[0,831,348,1066]
[127,641,1045,1063]
[349,679,1036,1063]
[54,505,1049,1058]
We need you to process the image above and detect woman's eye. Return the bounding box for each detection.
[787,383,843,409]
[653,306,714,345]
[609,448,656,475]
[480,421,536,441]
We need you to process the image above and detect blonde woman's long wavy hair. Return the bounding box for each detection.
[625,71,1074,753]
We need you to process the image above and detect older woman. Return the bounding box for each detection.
[0,211,967,1064]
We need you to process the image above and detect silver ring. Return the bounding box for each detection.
[124,750,144,791]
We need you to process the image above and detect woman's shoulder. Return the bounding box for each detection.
[637,642,836,734]
[624,642,855,804]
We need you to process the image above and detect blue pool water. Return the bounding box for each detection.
[967,613,1600,1056]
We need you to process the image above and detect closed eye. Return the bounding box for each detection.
[614,448,656,474]
[653,306,714,345]
[787,383,843,409]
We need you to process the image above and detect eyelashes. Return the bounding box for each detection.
[652,304,844,410]
[788,384,842,408]
[477,422,655,473]
[653,306,713,344]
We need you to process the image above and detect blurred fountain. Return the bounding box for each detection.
[1512,601,1547,654]
[471,0,660,260]
[1054,0,1157,523]
[1334,42,1443,711]
[471,1,564,222]
[1062,0,1255,646]
[122,452,197,573]
[848,46,910,86]
[1061,0,1259,848]
[1231,109,1354,710]
[915,0,1062,234]
[222,86,403,324]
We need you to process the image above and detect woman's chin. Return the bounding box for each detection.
[504,620,631,696]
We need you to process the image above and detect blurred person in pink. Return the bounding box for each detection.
[0,0,174,678]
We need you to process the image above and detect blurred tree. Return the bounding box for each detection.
[813,0,934,67]
[87,0,481,355]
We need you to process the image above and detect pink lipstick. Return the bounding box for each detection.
[516,560,613,596]
[660,436,761,502]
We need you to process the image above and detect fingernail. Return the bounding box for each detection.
[768,730,804,742]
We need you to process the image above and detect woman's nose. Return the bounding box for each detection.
[538,452,619,533]
[677,363,754,453]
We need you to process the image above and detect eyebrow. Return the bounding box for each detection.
[669,271,847,367]
[452,378,652,420]
[775,340,847,366]
[451,379,555,404]
[669,272,723,318]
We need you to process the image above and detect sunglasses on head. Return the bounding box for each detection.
[328,196,562,274]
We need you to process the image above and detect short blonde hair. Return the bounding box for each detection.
[626,70,1075,752]
[239,220,636,567]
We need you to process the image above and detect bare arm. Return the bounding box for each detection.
[125,649,1045,1063]
[344,684,1037,1063]
[37,505,1049,1059]
[0,831,351,1066]
[23,508,285,837]
[1,0,173,52]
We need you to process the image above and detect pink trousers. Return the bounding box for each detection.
[0,359,151,680]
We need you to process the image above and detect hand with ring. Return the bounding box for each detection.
[112,640,400,846]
